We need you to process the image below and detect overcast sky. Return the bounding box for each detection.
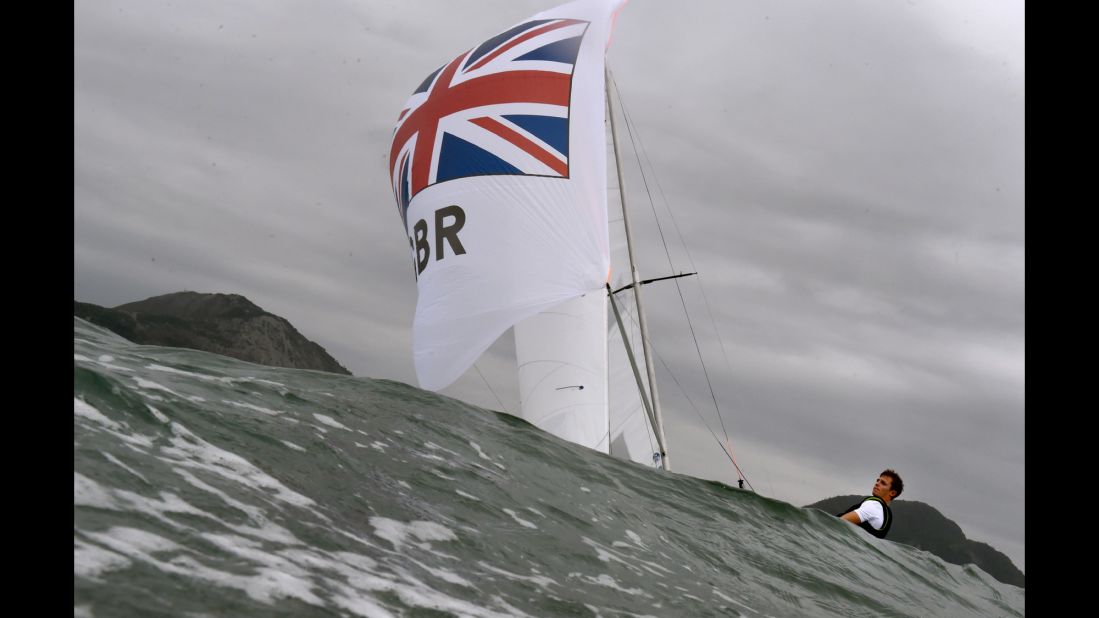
[74,0,1025,572]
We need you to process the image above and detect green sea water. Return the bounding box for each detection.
[74,317,1023,617]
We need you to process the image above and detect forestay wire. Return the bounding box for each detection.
[474,362,510,415]
[616,305,755,492]
[610,71,755,492]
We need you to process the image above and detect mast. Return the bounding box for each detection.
[606,66,671,471]
[607,283,662,460]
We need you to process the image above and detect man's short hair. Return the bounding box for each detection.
[881,469,903,498]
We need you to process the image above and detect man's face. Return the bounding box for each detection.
[872,475,895,500]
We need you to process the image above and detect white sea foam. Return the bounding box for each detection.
[146,364,219,381]
[281,440,306,452]
[132,377,185,399]
[424,441,463,458]
[144,366,287,389]
[313,413,350,430]
[172,468,300,544]
[118,431,156,451]
[74,472,121,510]
[145,404,170,424]
[223,400,283,416]
[387,567,529,618]
[76,470,226,536]
[242,567,324,606]
[369,517,457,551]
[330,549,381,572]
[85,526,323,607]
[580,537,667,577]
[502,508,538,529]
[74,539,132,580]
[582,573,647,597]
[201,533,314,582]
[407,557,473,587]
[86,526,182,556]
[712,589,760,614]
[74,398,122,430]
[455,489,480,501]
[469,441,492,460]
[329,588,395,618]
[332,572,530,618]
[330,527,385,551]
[477,561,558,589]
[175,553,325,606]
[102,452,149,484]
[161,421,314,508]
[74,353,131,372]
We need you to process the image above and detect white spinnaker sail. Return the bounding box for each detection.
[514,85,659,464]
[390,0,627,392]
[514,292,609,452]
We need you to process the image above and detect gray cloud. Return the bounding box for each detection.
[75,0,1024,571]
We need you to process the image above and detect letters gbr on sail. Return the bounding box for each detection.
[389,0,626,392]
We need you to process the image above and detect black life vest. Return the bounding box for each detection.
[837,496,892,539]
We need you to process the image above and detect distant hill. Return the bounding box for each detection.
[806,495,1023,589]
[74,291,351,375]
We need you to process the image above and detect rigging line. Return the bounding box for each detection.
[652,329,754,490]
[619,305,754,489]
[707,434,755,492]
[593,402,658,459]
[611,73,731,446]
[673,276,730,443]
[609,72,755,489]
[722,437,755,493]
[619,118,776,497]
[473,362,509,415]
[609,73,676,278]
[616,82,742,424]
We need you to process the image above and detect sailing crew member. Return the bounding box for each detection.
[836,469,903,539]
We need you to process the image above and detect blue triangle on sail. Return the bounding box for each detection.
[464,20,555,70]
[515,35,583,64]
[437,133,521,183]
[503,114,568,156]
[415,66,443,94]
[399,154,411,216]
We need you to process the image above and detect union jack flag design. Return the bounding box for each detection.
[390,18,591,223]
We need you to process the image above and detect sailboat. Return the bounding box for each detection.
[389,0,724,474]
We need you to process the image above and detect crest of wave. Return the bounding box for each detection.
[74,317,1023,617]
